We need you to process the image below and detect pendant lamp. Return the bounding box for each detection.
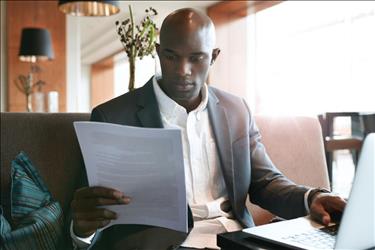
[58,0,120,16]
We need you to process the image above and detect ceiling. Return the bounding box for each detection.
[78,1,218,64]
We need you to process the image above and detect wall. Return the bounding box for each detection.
[207,1,249,100]
[79,64,91,112]
[1,1,7,111]
[6,0,66,112]
[66,15,82,112]
[207,1,281,105]
[91,56,114,109]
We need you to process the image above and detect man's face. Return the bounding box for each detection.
[156,27,219,109]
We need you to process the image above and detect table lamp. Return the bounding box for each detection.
[18,27,54,111]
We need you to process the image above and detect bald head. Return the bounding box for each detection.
[156,8,220,112]
[160,8,216,49]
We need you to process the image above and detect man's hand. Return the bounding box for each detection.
[309,192,346,225]
[71,186,131,237]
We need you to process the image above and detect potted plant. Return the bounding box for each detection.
[116,6,158,92]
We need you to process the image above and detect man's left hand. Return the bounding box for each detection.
[310,192,346,225]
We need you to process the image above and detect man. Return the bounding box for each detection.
[71,8,346,250]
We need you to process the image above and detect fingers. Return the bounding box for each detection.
[311,204,331,225]
[71,186,132,237]
[319,195,346,214]
[72,186,131,208]
[75,186,125,200]
[71,196,130,211]
[220,200,232,213]
[73,208,117,221]
[328,196,346,211]
[310,193,347,225]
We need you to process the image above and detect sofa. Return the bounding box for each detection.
[0,112,329,247]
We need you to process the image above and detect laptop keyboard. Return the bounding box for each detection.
[281,224,338,249]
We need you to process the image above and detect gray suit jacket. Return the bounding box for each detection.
[89,77,308,249]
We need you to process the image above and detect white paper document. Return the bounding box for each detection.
[73,121,187,233]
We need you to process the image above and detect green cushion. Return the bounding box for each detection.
[0,206,11,234]
[0,151,64,250]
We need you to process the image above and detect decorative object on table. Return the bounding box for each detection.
[33,91,45,112]
[116,5,158,92]
[47,91,59,113]
[58,0,120,16]
[17,27,54,112]
[14,65,46,112]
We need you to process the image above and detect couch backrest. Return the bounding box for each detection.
[0,112,90,219]
[1,113,329,227]
[248,115,330,225]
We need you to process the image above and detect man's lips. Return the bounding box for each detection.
[174,82,194,91]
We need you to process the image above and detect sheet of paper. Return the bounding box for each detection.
[74,121,187,233]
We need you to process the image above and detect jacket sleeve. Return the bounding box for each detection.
[244,100,309,219]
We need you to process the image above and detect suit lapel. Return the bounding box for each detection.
[136,79,164,128]
[207,88,235,202]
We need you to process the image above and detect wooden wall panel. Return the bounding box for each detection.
[207,0,282,97]
[7,0,66,112]
[207,1,248,26]
[207,1,248,97]
[91,56,114,109]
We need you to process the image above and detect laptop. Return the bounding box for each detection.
[243,133,375,250]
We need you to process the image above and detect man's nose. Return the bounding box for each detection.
[176,59,192,76]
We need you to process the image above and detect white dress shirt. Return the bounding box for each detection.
[152,77,242,249]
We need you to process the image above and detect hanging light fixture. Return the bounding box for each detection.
[58,0,120,16]
[19,28,54,62]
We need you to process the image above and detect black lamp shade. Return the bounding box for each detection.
[58,0,120,16]
[19,28,54,63]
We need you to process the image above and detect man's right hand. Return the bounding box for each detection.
[71,186,131,238]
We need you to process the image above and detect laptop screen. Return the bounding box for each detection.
[335,133,375,249]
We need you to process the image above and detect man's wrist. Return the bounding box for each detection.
[70,221,96,249]
[308,188,330,209]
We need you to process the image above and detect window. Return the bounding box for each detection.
[114,52,157,97]
[252,1,375,116]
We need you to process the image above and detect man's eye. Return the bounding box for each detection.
[165,54,176,60]
[190,56,204,63]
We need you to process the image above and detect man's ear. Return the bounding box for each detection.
[155,43,160,56]
[210,48,221,66]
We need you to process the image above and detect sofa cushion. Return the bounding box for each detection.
[0,152,64,250]
[11,151,52,220]
[0,207,11,234]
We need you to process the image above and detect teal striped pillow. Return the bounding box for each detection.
[0,206,11,234]
[0,151,64,250]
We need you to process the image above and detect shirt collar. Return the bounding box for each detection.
[152,76,209,118]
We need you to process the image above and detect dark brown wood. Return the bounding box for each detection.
[318,112,365,184]
[325,137,362,152]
